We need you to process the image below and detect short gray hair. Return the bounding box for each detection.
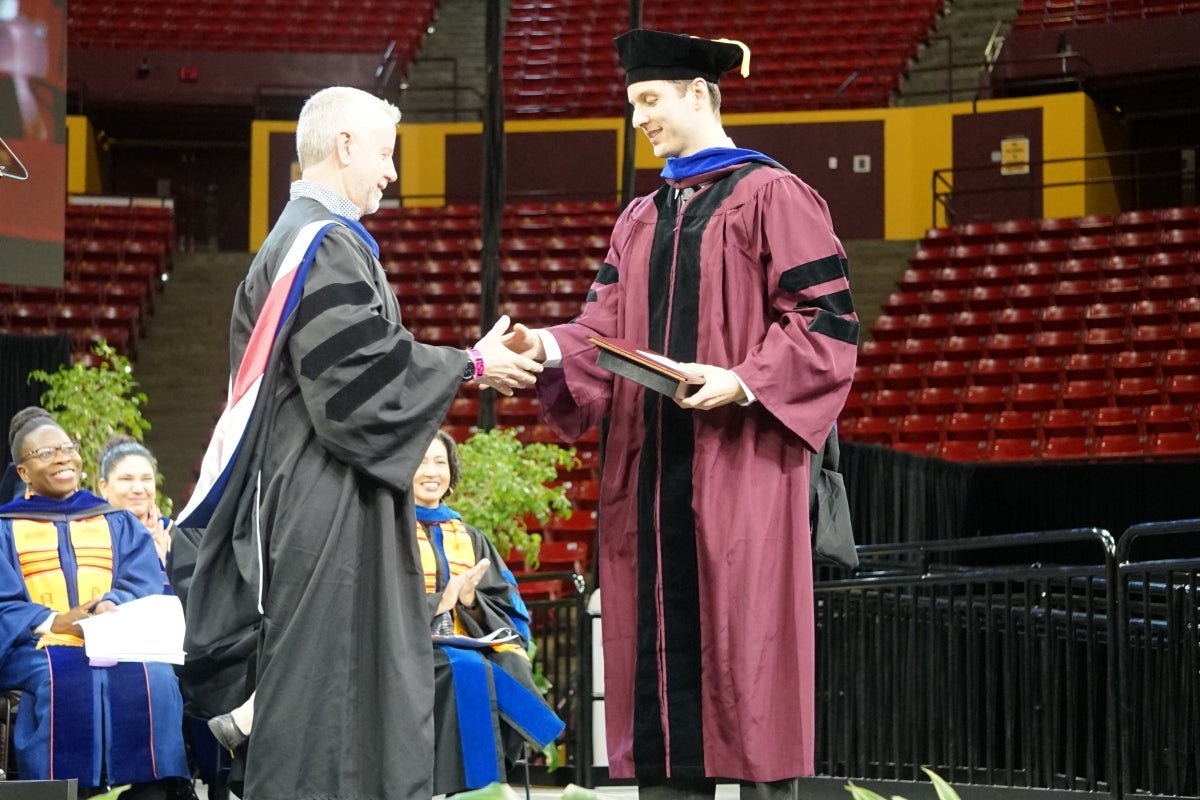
[295,87,401,170]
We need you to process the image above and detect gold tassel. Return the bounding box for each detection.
[715,38,752,78]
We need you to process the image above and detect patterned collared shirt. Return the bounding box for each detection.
[290,180,362,221]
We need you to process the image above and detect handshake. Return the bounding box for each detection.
[467,315,550,396]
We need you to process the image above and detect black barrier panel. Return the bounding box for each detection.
[513,570,591,789]
[815,529,1118,796]
[1116,519,1200,799]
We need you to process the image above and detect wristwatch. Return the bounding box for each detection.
[462,348,485,382]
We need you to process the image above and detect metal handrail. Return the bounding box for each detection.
[929,143,1199,228]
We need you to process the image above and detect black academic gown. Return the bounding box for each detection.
[178,197,466,800]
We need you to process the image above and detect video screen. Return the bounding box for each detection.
[0,0,67,286]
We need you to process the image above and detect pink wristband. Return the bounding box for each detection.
[467,347,485,380]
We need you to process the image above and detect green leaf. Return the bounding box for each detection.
[844,781,891,800]
[452,427,577,568]
[921,767,962,800]
[85,786,132,800]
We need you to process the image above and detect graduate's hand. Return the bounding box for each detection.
[50,597,102,637]
[501,323,547,363]
[435,558,491,616]
[473,316,543,396]
[673,363,746,410]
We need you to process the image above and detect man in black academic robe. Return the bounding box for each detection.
[173,87,541,800]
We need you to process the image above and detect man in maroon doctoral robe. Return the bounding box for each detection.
[506,28,859,800]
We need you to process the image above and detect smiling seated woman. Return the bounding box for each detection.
[0,407,193,799]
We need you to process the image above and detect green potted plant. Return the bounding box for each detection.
[452,426,578,569]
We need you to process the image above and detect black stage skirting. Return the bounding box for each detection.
[842,440,1200,552]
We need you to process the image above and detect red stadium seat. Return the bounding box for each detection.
[945,411,992,442]
[925,359,970,388]
[987,241,1029,265]
[937,439,988,461]
[1131,324,1179,352]
[1151,431,1200,456]
[1156,206,1200,230]
[840,415,898,445]
[1112,350,1158,379]
[1141,404,1195,435]
[880,362,925,390]
[1145,273,1192,301]
[1010,382,1060,412]
[1031,329,1082,357]
[1008,283,1055,309]
[1042,408,1090,438]
[965,285,1008,311]
[961,384,1011,414]
[975,263,1017,286]
[909,312,954,340]
[1082,327,1128,353]
[871,314,911,342]
[1063,352,1111,382]
[897,414,943,444]
[1129,299,1175,326]
[985,332,1034,360]
[1114,209,1160,233]
[971,357,1017,387]
[1016,355,1064,384]
[1091,407,1139,439]
[1093,433,1149,458]
[993,218,1038,241]
[1037,304,1085,332]
[1042,436,1091,460]
[989,438,1041,461]
[1062,379,1110,409]
[1113,376,1164,408]
[1166,374,1200,406]
[992,409,1042,439]
[1083,302,1128,329]
[993,307,1038,335]
[1159,348,1200,378]
[895,338,943,363]
[913,386,963,415]
[948,310,994,337]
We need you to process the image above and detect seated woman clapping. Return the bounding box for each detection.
[0,408,192,798]
[417,430,564,795]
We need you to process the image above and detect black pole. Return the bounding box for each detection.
[619,0,643,209]
[478,0,505,431]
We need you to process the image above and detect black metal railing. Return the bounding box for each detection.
[513,570,592,788]
[815,528,1120,794]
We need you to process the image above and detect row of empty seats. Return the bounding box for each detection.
[1014,0,1200,29]
[849,428,1200,461]
[924,208,1200,244]
[843,206,1200,462]
[0,199,177,360]
[503,0,943,116]
[367,203,613,561]
[846,373,1200,416]
[67,0,435,56]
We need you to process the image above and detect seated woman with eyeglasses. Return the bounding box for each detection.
[417,430,564,794]
[0,407,193,798]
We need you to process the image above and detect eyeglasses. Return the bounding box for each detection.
[21,441,81,463]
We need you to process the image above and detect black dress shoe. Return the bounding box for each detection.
[207,712,248,752]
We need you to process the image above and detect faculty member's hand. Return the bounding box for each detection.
[473,316,543,395]
[501,323,547,363]
[674,363,746,410]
